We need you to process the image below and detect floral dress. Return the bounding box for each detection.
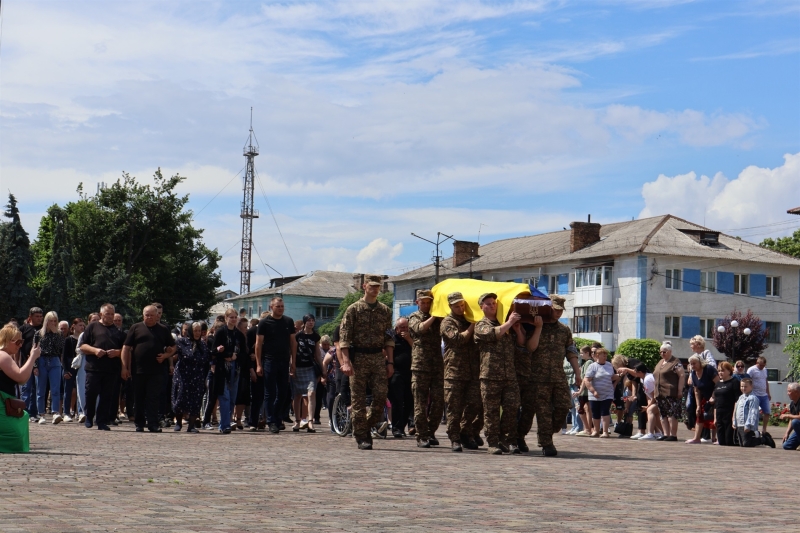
[171,337,209,416]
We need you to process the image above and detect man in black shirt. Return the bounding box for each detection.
[122,305,176,432]
[255,297,296,433]
[19,307,43,419]
[246,318,263,430]
[79,304,126,430]
[388,317,413,438]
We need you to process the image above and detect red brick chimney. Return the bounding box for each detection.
[570,215,601,252]
[452,240,479,267]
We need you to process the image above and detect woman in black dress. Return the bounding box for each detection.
[172,322,209,433]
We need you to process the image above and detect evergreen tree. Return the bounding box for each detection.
[38,206,80,319]
[0,194,36,322]
[83,250,133,322]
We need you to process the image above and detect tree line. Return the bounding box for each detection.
[0,170,222,325]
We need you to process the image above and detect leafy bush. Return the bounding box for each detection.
[785,331,800,381]
[573,337,602,350]
[615,338,661,372]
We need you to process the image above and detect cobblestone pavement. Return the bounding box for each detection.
[2,416,796,532]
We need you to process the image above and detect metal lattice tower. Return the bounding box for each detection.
[240,108,260,295]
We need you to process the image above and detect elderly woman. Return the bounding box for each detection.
[685,353,719,443]
[0,324,41,452]
[712,361,741,446]
[652,341,684,442]
[36,311,66,425]
[583,348,619,438]
[172,322,210,433]
[689,335,717,368]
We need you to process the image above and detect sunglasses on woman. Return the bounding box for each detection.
[12,339,23,346]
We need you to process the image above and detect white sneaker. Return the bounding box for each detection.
[560,428,568,434]
[654,432,664,439]
[63,415,73,422]
[38,416,47,424]
[52,414,63,425]
[638,433,657,441]
[566,427,577,435]
[700,438,712,444]
[78,414,86,423]
[630,432,646,440]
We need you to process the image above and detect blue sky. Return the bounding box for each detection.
[1,0,798,293]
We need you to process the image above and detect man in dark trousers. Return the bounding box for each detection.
[122,305,176,432]
[19,307,44,419]
[255,297,296,434]
[387,317,413,438]
[79,303,126,430]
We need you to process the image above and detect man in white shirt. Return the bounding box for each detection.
[746,356,771,435]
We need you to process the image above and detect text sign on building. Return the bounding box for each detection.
[788,324,800,337]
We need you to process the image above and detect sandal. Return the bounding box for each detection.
[292,425,301,432]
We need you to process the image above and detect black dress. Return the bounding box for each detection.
[172,337,209,416]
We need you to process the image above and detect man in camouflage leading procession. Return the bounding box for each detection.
[440,291,483,452]
[474,292,525,455]
[339,275,394,450]
[407,290,444,448]
[529,295,581,456]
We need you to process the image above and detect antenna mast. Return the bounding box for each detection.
[240,108,260,295]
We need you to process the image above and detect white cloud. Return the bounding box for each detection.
[355,238,404,272]
[639,152,800,239]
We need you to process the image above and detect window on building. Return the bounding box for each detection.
[314,306,337,320]
[574,266,612,289]
[733,274,749,295]
[572,306,613,333]
[664,316,680,337]
[549,276,558,295]
[699,318,716,339]
[700,271,716,293]
[226,292,232,299]
[665,269,681,290]
[765,322,781,344]
[766,276,780,297]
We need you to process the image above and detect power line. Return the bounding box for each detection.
[193,166,245,217]
[253,168,299,275]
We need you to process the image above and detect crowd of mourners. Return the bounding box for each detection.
[1,296,799,455]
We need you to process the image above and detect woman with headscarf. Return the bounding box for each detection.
[172,322,210,433]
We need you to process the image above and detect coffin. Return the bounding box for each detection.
[430,278,552,323]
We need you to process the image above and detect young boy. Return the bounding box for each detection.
[733,378,775,448]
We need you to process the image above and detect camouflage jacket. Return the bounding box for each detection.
[440,313,479,381]
[529,321,577,383]
[408,310,442,373]
[474,317,517,381]
[339,298,394,353]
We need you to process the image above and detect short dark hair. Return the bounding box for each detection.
[591,342,603,349]
[634,363,648,375]
[29,307,44,316]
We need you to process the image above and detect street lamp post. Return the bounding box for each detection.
[718,320,752,363]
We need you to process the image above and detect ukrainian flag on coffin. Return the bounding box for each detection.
[430,279,549,323]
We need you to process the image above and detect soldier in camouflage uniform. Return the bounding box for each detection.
[440,292,483,452]
[474,292,525,455]
[515,315,543,453]
[408,290,443,448]
[339,275,395,450]
[529,295,582,456]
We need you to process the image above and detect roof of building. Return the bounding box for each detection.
[392,215,800,282]
[227,271,359,301]
[789,207,800,215]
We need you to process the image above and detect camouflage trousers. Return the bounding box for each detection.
[516,376,537,440]
[480,379,519,447]
[349,353,389,442]
[444,378,483,442]
[533,382,572,447]
[412,370,444,441]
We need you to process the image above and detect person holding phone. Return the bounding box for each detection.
[0,324,41,453]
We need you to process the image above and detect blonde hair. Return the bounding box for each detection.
[690,335,706,349]
[224,308,238,318]
[0,324,21,350]
[39,311,59,338]
[611,354,628,369]
[320,335,332,345]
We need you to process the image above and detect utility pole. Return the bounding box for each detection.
[411,231,454,284]
[239,108,260,295]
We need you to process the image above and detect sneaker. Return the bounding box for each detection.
[203,424,212,430]
[700,438,712,444]
[653,432,664,439]
[52,414,63,425]
[173,424,182,432]
[38,416,47,425]
[299,419,309,429]
[630,432,645,440]
[249,426,258,432]
[357,440,373,450]
[507,444,521,455]
[78,414,86,423]
[268,423,280,434]
[416,439,430,448]
[638,433,657,441]
[451,441,462,452]
[566,427,578,435]
[560,428,568,435]
[63,415,73,423]
[488,446,503,455]
[428,436,439,446]
[29,416,39,423]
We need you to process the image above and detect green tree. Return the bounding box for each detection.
[713,309,768,366]
[616,339,662,371]
[573,337,602,351]
[785,330,800,381]
[37,205,81,320]
[761,229,800,258]
[32,170,222,322]
[319,290,394,337]
[0,194,36,322]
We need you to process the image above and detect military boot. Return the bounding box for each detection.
[488,446,503,455]
[517,437,529,453]
[542,445,557,457]
[416,438,431,448]
[497,443,509,454]
[462,437,479,450]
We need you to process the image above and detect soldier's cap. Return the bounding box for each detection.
[477,292,497,306]
[365,274,383,286]
[417,290,433,300]
[550,294,566,310]
[447,292,465,305]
